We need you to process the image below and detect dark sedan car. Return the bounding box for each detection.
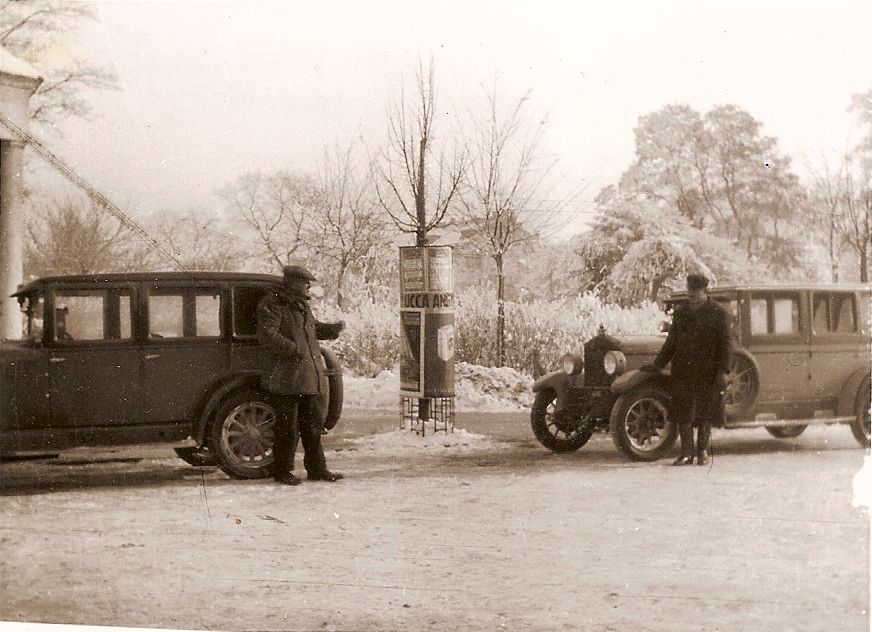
[0,272,343,478]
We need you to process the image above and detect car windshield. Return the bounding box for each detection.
[20,292,44,343]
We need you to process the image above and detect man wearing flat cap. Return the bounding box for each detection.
[257,264,345,485]
[641,273,733,465]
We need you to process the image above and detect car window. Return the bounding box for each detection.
[750,293,801,336]
[149,294,184,338]
[54,289,133,341]
[196,293,221,337]
[149,288,222,338]
[233,286,270,336]
[750,299,768,335]
[812,292,859,335]
[22,292,44,342]
[773,298,799,334]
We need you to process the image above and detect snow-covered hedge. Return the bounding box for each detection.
[318,289,664,377]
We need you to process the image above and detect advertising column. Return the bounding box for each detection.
[399,246,455,430]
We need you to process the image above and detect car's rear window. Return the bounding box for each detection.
[54,289,133,341]
[813,292,858,335]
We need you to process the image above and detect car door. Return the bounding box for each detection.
[140,283,229,423]
[808,290,870,412]
[743,290,813,418]
[47,284,141,427]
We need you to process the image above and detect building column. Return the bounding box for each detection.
[0,138,26,339]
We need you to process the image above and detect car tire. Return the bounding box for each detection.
[530,388,592,453]
[610,385,677,461]
[173,446,219,466]
[210,388,277,479]
[850,378,871,448]
[765,425,807,439]
[321,346,343,431]
[725,349,760,420]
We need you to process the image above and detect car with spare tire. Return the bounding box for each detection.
[530,284,871,460]
[0,272,343,478]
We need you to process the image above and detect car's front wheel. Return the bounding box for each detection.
[211,388,277,479]
[851,379,871,448]
[610,385,677,461]
[530,388,592,453]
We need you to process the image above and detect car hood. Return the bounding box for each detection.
[616,335,667,355]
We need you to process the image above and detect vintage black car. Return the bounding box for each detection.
[0,272,343,478]
[531,284,871,460]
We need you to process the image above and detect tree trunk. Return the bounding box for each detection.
[496,252,506,367]
[416,138,427,246]
[861,246,869,284]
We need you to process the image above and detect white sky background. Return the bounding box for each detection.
[33,0,872,237]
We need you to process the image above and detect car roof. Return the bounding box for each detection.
[13,271,283,296]
[669,283,871,300]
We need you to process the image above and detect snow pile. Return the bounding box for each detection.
[342,362,534,412]
[343,427,504,454]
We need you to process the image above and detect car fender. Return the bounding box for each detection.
[193,372,263,445]
[610,368,671,396]
[837,367,871,416]
[532,371,569,394]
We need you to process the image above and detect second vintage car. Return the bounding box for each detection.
[0,272,343,478]
[530,284,871,460]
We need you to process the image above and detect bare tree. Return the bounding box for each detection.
[24,196,150,277]
[148,209,246,272]
[313,143,390,308]
[841,159,871,282]
[220,171,319,271]
[806,155,848,282]
[373,58,466,246]
[0,0,119,130]
[460,84,575,365]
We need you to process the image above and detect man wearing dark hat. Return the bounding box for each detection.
[641,273,733,466]
[257,264,345,485]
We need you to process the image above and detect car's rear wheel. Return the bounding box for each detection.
[850,379,871,448]
[530,388,592,453]
[725,350,760,419]
[610,385,677,461]
[211,388,277,479]
[765,425,807,439]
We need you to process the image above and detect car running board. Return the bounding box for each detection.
[725,415,854,429]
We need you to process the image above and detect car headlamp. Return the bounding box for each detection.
[603,350,627,376]
[561,353,584,375]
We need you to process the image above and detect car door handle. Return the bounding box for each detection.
[49,357,66,363]
[145,353,161,360]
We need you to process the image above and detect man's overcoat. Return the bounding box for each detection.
[652,297,733,382]
[256,289,341,395]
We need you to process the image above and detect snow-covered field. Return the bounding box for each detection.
[343,362,535,413]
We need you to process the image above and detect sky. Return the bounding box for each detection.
[27,0,872,237]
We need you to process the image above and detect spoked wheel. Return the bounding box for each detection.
[725,350,760,419]
[211,388,277,479]
[610,385,677,461]
[530,389,592,453]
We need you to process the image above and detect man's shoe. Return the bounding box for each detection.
[275,473,302,486]
[672,455,694,466]
[696,451,709,466]
[308,470,344,482]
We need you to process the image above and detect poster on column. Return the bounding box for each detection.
[400,310,422,394]
[423,310,455,397]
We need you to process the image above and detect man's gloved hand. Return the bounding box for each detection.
[715,372,729,392]
[638,363,659,373]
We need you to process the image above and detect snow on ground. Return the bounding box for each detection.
[342,427,506,455]
[343,362,534,413]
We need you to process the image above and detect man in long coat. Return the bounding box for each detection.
[643,273,733,466]
[257,265,344,485]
